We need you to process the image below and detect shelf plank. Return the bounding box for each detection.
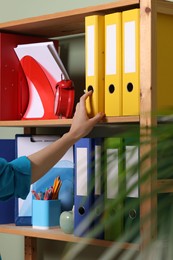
[157,0,173,15]
[0,116,139,127]
[0,224,140,251]
[0,119,72,127]
[157,179,173,193]
[0,0,139,37]
[105,116,139,123]
[1,114,173,127]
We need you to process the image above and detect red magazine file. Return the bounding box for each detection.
[0,33,52,120]
[20,55,58,120]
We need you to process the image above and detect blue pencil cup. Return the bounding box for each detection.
[32,200,61,229]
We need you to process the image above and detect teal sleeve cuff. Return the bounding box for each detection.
[0,156,31,200]
[9,156,31,199]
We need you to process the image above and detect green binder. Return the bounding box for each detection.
[124,137,140,242]
[104,137,125,241]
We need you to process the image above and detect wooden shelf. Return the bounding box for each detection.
[157,0,173,15]
[0,116,140,127]
[157,179,173,193]
[0,119,73,127]
[1,114,173,127]
[0,224,139,251]
[0,0,139,37]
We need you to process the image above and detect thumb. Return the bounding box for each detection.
[90,112,105,124]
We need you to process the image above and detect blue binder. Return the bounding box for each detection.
[74,138,95,237]
[92,138,104,239]
[0,139,15,224]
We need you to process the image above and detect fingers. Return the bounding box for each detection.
[76,91,104,123]
[80,90,92,101]
[75,91,91,108]
[90,112,105,124]
[76,91,92,113]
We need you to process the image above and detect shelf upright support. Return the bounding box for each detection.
[140,0,158,256]
[24,127,37,135]
[25,237,37,260]
[23,130,36,259]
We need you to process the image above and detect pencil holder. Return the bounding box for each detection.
[32,200,61,229]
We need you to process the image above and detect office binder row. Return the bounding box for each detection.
[85,8,140,117]
[73,137,140,242]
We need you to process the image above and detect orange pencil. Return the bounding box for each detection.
[52,176,62,199]
[52,180,62,200]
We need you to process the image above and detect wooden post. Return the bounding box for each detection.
[25,237,37,260]
[140,0,157,254]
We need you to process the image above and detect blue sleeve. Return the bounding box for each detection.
[0,156,31,201]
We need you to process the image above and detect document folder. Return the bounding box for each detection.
[157,13,173,115]
[122,9,140,116]
[0,33,48,120]
[124,137,140,242]
[104,137,125,241]
[157,194,173,241]
[74,138,95,237]
[85,15,105,117]
[93,138,104,239]
[0,139,15,224]
[105,12,122,116]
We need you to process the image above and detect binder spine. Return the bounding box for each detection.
[124,137,140,242]
[122,8,140,116]
[74,138,95,237]
[85,15,105,117]
[104,137,125,241]
[105,12,122,116]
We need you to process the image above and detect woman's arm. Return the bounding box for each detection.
[28,91,104,183]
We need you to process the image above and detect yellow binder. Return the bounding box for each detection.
[104,12,122,116]
[157,13,173,115]
[122,9,140,116]
[85,15,105,117]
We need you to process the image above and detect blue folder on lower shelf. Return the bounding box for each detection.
[74,138,95,237]
[0,139,15,224]
[93,138,104,239]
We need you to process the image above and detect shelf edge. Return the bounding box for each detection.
[0,116,140,127]
[0,224,140,250]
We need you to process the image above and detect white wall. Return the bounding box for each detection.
[0,0,118,22]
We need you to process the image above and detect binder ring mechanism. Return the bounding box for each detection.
[108,84,115,94]
[127,82,134,92]
[54,79,75,118]
[78,206,85,215]
[129,209,137,220]
[87,85,94,93]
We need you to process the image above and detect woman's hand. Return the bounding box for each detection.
[69,91,105,141]
[28,91,105,183]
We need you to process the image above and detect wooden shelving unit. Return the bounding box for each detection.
[0,0,173,259]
